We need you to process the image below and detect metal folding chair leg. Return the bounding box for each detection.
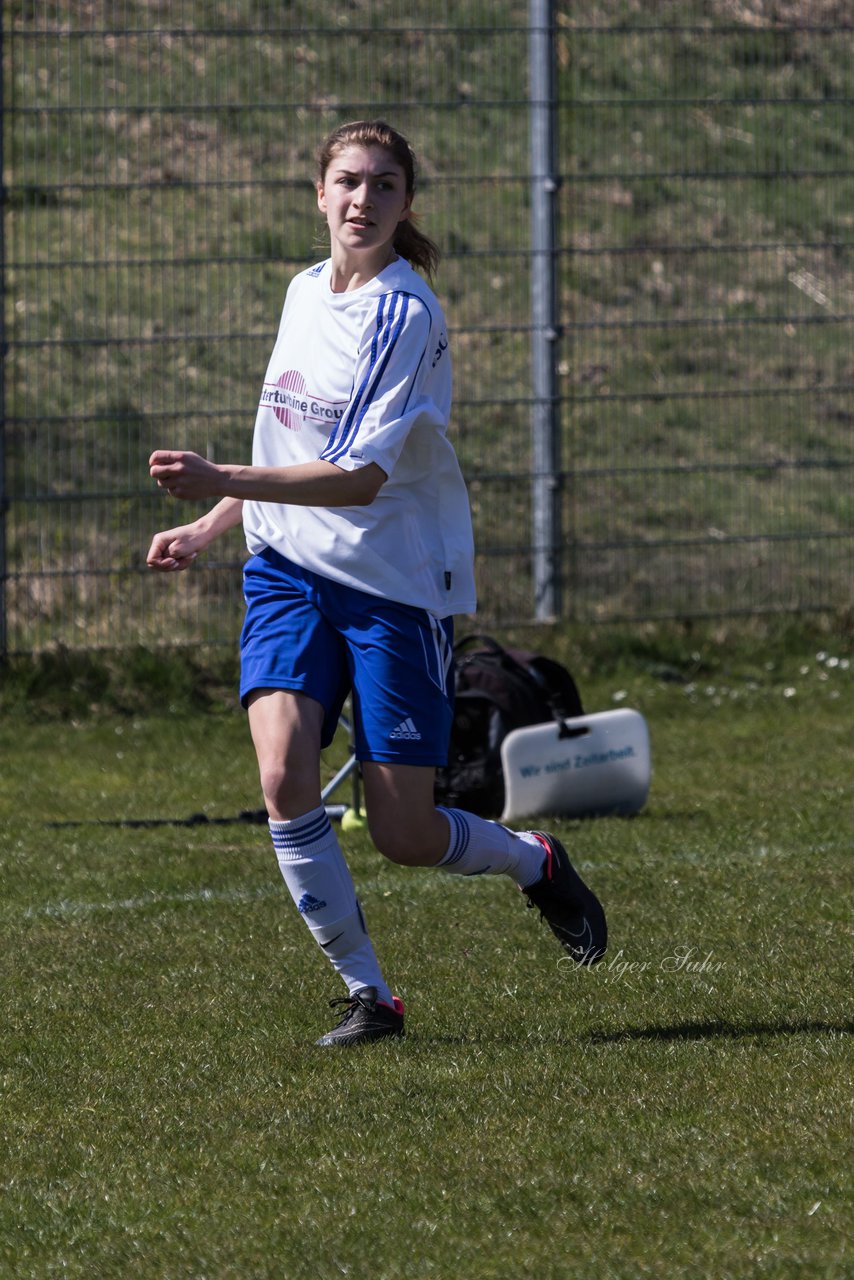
[322,705,361,821]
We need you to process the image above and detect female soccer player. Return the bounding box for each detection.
[146,120,606,1045]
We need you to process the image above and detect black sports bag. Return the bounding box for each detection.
[434,634,584,817]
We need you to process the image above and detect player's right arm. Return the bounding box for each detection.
[146,495,244,572]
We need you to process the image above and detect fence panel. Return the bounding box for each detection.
[2,2,852,653]
[557,13,853,620]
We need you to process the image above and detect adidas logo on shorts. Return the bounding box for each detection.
[389,717,422,741]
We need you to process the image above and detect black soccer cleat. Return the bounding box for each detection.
[522,831,608,965]
[315,987,405,1047]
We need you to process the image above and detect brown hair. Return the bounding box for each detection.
[316,120,440,279]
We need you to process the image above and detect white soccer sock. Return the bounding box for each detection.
[436,807,547,888]
[269,807,395,1007]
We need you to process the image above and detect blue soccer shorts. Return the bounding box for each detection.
[240,546,455,765]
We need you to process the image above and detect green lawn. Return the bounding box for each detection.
[1,629,851,1278]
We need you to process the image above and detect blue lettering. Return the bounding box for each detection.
[431,335,449,368]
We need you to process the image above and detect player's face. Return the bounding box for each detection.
[317,145,412,263]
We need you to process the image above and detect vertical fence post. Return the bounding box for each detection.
[0,26,7,661]
[528,0,561,622]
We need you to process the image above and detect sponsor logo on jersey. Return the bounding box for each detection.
[261,369,346,433]
[263,369,307,431]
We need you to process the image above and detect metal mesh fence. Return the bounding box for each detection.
[2,2,852,653]
[559,14,853,621]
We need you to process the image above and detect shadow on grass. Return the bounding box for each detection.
[586,1018,853,1044]
[418,1019,852,1049]
[45,810,270,829]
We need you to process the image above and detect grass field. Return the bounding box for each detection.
[1,623,851,1278]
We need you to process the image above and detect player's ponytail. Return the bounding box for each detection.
[316,120,441,279]
[391,213,440,280]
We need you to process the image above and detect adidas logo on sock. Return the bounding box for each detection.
[389,717,422,741]
[297,892,327,915]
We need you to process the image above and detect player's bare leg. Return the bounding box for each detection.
[247,689,401,1041]
[362,761,606,963]
[361,761,546,881]
[246,688,324,820]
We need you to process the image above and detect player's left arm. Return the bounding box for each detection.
[149,451,386,507]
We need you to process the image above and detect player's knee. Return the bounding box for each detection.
[368,808,446,867]
[257,759,318,819]
[257,759,287,807]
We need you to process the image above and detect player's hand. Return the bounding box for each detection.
[146,524,206,572]
[149,449,223,500]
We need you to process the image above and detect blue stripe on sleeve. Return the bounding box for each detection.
[321,294,387,459]
[321,291,411,466]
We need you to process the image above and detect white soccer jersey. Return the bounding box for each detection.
[242,257,477,617]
